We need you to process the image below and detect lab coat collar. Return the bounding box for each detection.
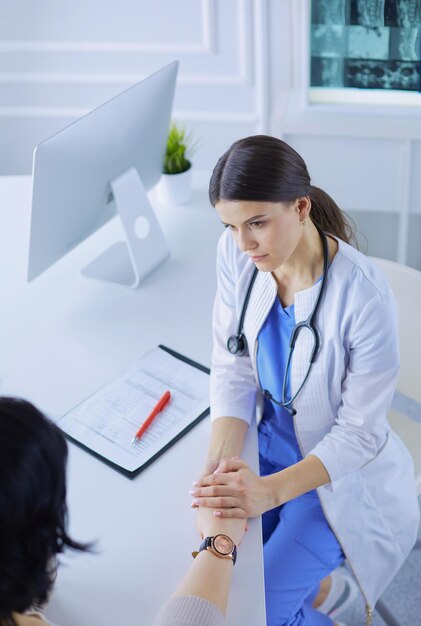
[244,266,323,369]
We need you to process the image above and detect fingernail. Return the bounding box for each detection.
[192,498,200,505]
[192,481,199,486]
[189,490,196,495]
[190,501,198,508]
[214,511,222,517]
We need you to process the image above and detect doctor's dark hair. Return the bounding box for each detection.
[209,135,355,245]
[0,397,90,626]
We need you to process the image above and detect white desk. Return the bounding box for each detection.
[0,176,266,626]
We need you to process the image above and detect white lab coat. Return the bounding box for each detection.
[210,228,420,611]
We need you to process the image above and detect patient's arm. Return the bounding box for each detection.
[174,515,246,613]
[153,516,246,626]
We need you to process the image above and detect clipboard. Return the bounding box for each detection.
[58,345,210,479]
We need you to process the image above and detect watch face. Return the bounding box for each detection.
[213,534,234,556]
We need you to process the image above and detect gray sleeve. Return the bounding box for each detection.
[153,595,224,626]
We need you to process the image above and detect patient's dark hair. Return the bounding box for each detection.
[209,134,356,245]
[0,397,89,626]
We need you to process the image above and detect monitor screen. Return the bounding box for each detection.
[28,60,179,285]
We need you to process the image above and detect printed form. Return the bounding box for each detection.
[58,347,210,474]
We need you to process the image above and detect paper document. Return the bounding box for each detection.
[58,346,210,478]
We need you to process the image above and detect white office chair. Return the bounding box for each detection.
[369,257,421,626]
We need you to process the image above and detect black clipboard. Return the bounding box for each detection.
[61,345,210,480]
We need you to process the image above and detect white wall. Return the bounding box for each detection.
[1,0,421,268]
[0,0,264,175]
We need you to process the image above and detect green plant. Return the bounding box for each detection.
[163,122,197,175]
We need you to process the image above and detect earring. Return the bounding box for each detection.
[300,218,307,226]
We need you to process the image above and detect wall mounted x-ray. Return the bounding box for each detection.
[309,0,421,105]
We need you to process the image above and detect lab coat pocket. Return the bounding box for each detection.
[358,431,419,541]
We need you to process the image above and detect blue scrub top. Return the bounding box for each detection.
[257,272,325,470]
[257,298,303,469]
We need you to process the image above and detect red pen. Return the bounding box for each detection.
[131,390,171,445]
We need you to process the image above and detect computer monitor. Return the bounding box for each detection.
[27,60,179,288]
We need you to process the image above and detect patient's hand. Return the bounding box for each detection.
[193,457,247,545]
[196,505,247,546]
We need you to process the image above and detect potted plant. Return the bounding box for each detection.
[157,122,197,205]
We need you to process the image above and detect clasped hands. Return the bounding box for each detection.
[191,457,276,520]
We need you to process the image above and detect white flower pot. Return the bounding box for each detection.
[156,165,193,206]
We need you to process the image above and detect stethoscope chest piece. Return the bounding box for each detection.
[227,333,248,356]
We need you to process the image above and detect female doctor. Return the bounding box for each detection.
[191,136,420,626]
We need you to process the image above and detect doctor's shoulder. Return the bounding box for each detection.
[332,238,396,305]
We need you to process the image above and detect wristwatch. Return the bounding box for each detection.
[192,534,237,565]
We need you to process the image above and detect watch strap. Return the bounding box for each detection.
[192,535,237,565]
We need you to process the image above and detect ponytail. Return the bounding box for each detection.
[309,185,357,247]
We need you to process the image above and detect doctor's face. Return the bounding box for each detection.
[215,199,304,272]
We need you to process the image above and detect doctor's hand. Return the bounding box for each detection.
[195,464,248,543]
[191,458,276,519]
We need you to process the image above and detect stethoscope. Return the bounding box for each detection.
[226,225,329,416]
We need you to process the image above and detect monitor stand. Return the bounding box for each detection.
[81,167,170,288]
